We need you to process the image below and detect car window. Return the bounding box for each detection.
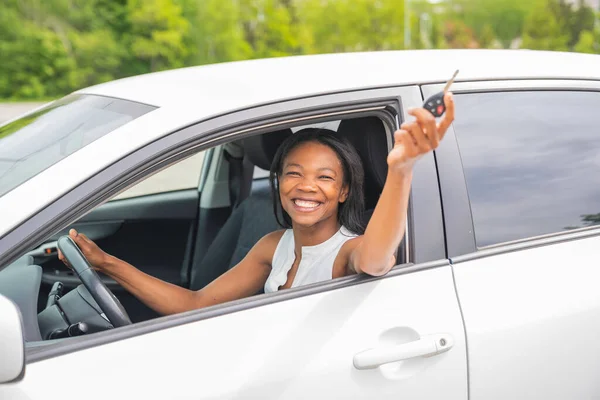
[453,90,600,247]
[0,95,155,198]
[113,152,206,200]
[253,166,269,179]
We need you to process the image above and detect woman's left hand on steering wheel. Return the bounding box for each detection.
[57,233,132,328]
[387,91,455,175]
[58,229,109,271]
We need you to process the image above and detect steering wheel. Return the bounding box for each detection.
[57,236,132,328]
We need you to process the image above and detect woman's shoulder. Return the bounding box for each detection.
[250,229,289,266]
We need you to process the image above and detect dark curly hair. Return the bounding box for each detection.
[269,128,365,235]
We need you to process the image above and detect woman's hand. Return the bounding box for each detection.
[387,92,455,175]
[57,229,109,271]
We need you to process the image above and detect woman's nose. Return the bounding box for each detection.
[296,176,317,192]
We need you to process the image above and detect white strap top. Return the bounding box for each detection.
[264,226,358,293]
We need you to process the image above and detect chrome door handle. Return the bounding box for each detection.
[353,333,454,370]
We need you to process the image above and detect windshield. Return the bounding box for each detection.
[0,95,155,198]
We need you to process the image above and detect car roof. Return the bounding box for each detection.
[79,49,600,108]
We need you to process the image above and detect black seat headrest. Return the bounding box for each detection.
[336,116,390,210]
[241,128,294,170]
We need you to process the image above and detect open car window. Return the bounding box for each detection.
[0,94,155,198]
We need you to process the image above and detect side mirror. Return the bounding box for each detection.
[0,294,25,383]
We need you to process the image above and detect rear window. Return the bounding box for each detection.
[0,95,155,197]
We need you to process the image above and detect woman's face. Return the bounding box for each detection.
[279,141,348,229]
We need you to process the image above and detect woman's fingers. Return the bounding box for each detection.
[69,228,88,249]
[436,92,455,137]
[406,92,455,150]
[57,248,71,268]
[393,129,418,158]
[401,121,431,153]
[406,108,438,149]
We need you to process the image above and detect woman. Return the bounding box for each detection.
[59,93,455,315]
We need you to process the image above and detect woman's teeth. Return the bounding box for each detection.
[294,199,320,208]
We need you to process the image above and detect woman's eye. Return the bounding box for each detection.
[286,171,300,176]
[319,175,334,180]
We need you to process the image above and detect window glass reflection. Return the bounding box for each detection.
[453,91,600,247]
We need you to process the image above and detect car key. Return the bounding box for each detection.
[423,69,459,117]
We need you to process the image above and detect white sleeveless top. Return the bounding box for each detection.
[264,226,358,293]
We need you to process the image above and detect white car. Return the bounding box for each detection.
[1,49,600,400]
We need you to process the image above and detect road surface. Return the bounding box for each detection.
[0,102,47,124]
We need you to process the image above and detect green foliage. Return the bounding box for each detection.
[1,0,600,100]
[548,0,595,48]
[574,30,597,53]
[449,0,533,47]
[127,0,190,72]
[522,0,570,51]
[182,0,252,65]
[295,0,399,53]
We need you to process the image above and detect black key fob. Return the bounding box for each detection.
[424,92,447,118]
[424,69,459,117]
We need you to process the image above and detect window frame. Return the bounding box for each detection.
[424,79,600,258]
[1,85,445,362]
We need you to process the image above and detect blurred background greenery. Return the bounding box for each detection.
[1,0,599,100]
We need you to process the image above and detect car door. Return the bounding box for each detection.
[425,80,600,399]
[1,86,467,400]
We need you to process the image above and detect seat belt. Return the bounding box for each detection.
[224,142,257,210]
[224,143,244,209]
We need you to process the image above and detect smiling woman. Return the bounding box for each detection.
[265,129,364,292]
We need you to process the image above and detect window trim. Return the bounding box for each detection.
[423,79,600,258]
[0,85,445,361]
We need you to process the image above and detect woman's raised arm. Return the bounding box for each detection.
[348,92,455,276]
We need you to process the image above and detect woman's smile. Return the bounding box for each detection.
[292,198,323,212]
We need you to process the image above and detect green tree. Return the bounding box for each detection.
[574,30,597,53]
[180,0,251,65]
[238,0,300,58]
[522,0,569,51]
[549,0,595,48]
[296,0,404,53]
[478,23,498,48]
[69,30,125,88]
[0,3,75,98]
[441,19,478,49]
[448,0,534,47]
[126,0,190,72]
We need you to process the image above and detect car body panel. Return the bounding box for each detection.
[453,233,600,399]
[4,265,468,400]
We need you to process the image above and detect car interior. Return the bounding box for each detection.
[0,114,396,344]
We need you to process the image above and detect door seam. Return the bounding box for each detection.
[450,260,471,400]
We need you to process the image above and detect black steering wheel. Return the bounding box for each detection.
[57,236,132,328]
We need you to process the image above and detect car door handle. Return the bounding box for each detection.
[353,333,454,370]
